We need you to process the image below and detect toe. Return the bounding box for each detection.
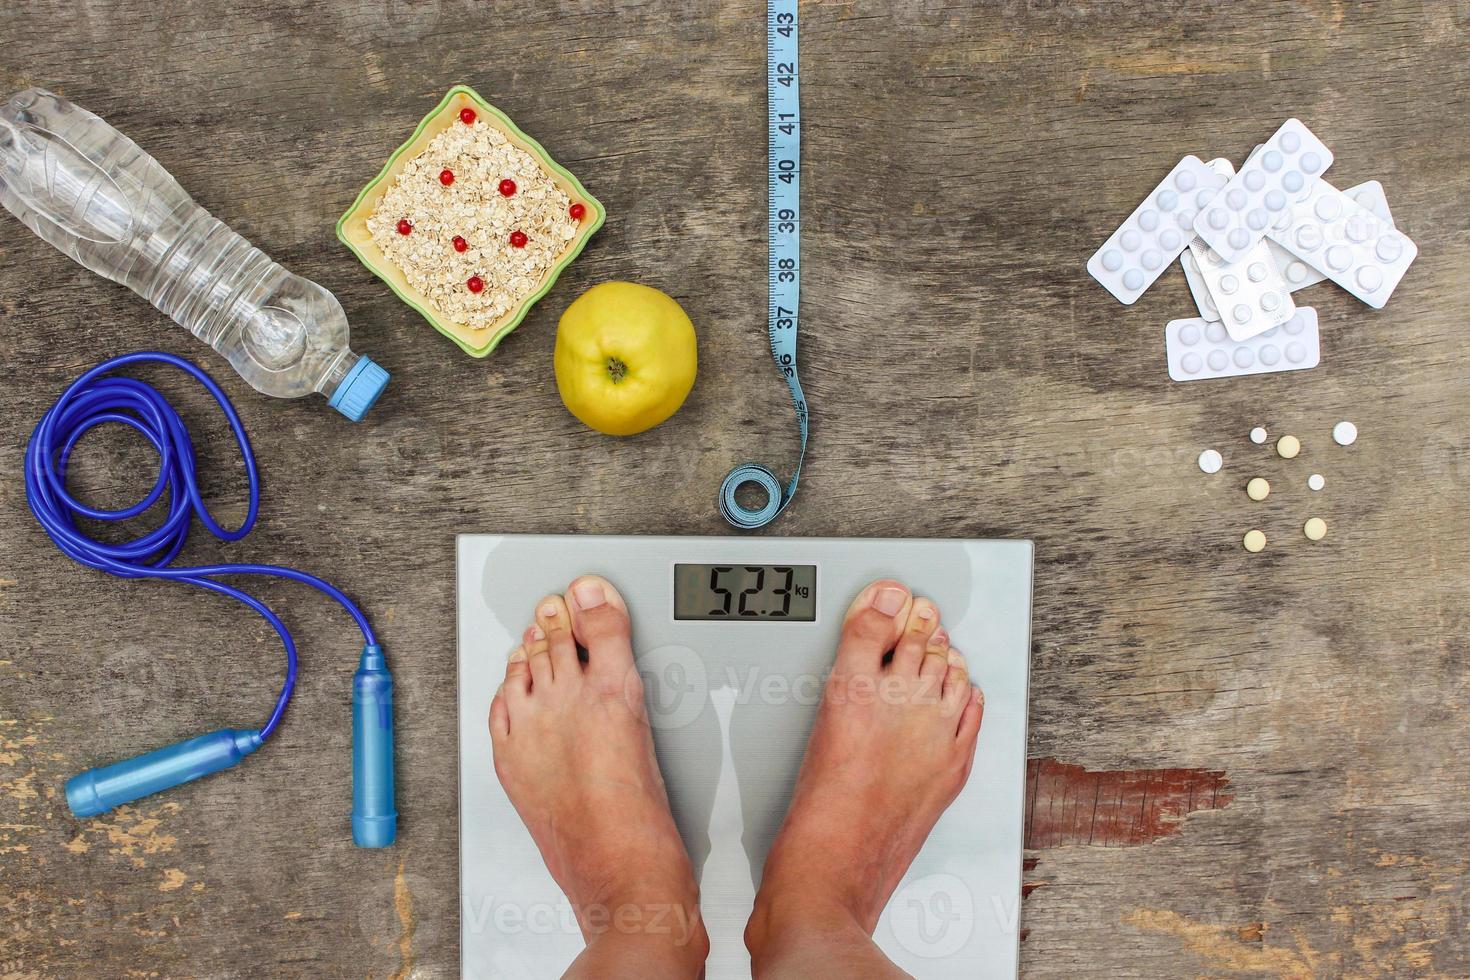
[523,624,554,689]
[957,684,984,744]
[504,643,531,700]
[536,595,580,680]
[892,598,941,676]
[834,580,912,674]
[919,627,952,684]
[490,686,510,740]
[565,575,637,694]
[940,646,969,716]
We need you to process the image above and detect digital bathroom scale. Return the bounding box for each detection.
[457,535,1033,978]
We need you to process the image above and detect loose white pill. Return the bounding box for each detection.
[1250,426,1268,444]
[1198,449,1223,474]
[1332,421,1358,446]
[1246,477,1270,501]
[1304,517,1327,541]
[1277,435,1301,459]
[1243,530,1267,553]
[1308,473,1325,491]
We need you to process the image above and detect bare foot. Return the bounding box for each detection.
[490,575,709,976]
[745,579,984,976]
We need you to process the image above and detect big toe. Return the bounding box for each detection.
[565,575,637,691]
[834,579,912,674]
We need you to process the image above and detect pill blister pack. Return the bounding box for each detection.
[1193,119,1334,263]
[1166,307,1320,382]
[1087,155,1224,305]
[1179,158,1233,321]
[1265,179,1417,309]
[1272,180,1393,292]
[1186,238,1295,341]
[1088,117,1419,383]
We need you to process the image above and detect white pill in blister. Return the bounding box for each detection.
[1229,228,1250,250]
[1283,171,1304,193]
[1262,150,1283,172]
[1157,189,1179,210]
[1315,196,1341,221]
[1206,322,1228,343]
[1179,323,1201,345]
[1286,261,1310,283]
[1234,348,1254,368]
[1102,250,1123,271]
[1139,209,1160,231]
[1259,344,1280,365]
[1124,269,1144,289]
[1198,449,1223,474]
[1265,190,1287,211]
[1357,266,1383,291]
[1287,341,1307,362]
[1332,420,1358,445]
[1159,229,1182,250]
[1232,305,1251,325]
[1244,171,1265,192]
[1296,225,1322,250]
[1281,131,1301,152]
[1220,274,1240,294]
[1248,262,1268,282]
[1247,209,1268,231]
[1182,352,1202,374]
[1142,249,1163,270]
[1326,245,1352,271]
[1376,235,1404,262]
[1251,427,1268,444]
[1176,170,1197,191]
[1121,230,1141,251]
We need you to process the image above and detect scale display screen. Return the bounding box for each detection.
[673,564,816,621]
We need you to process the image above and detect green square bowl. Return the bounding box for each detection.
[337,84,605,357]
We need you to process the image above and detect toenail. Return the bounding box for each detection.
[540,603,558,619]
[873,587,906,616]
[931,629,949,648]
[917,606,934,621]
[509,646,527,662]
[573,580,607,609]
[948,650,964,666]
[530,626,545,641]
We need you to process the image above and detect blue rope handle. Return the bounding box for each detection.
[24,351,375,740]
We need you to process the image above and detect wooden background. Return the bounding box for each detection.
[2,1,1468,976]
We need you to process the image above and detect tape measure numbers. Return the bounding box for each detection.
[719,0,808,530]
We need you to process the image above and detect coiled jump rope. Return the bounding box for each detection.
[25,351,395,847]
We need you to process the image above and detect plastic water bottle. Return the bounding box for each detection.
[0,88,388,420]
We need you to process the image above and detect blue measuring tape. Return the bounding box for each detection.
[719,0,808,530]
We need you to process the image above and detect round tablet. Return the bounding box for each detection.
[1308,473,1325,491]
[1332,421,1358,446]
[1276,435,1301,459]
[1250,426,1268,444]
[1198,449,1223,474]
[1243,530,1267,553]
[1304,517,1327,541]
[1246,477,1270,501]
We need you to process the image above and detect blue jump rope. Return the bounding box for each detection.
[25,351,395,848]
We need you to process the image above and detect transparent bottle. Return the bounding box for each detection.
[0,88,387,420]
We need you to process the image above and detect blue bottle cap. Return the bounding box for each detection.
[329,356,389,422]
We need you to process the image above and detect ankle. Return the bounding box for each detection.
[745,883,870,966]
[576,892,709,972]
[570,921,710,979]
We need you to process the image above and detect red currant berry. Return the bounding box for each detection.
[509,230,528,248]
[452,235,468,253]
[466,275,485,293]
[498,178,517,197]
[395,218,412,235]
[439,169,455,186]
[459,107,477,124]
[568,203,586,221]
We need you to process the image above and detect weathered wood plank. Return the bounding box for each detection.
[2,1,1469,976]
